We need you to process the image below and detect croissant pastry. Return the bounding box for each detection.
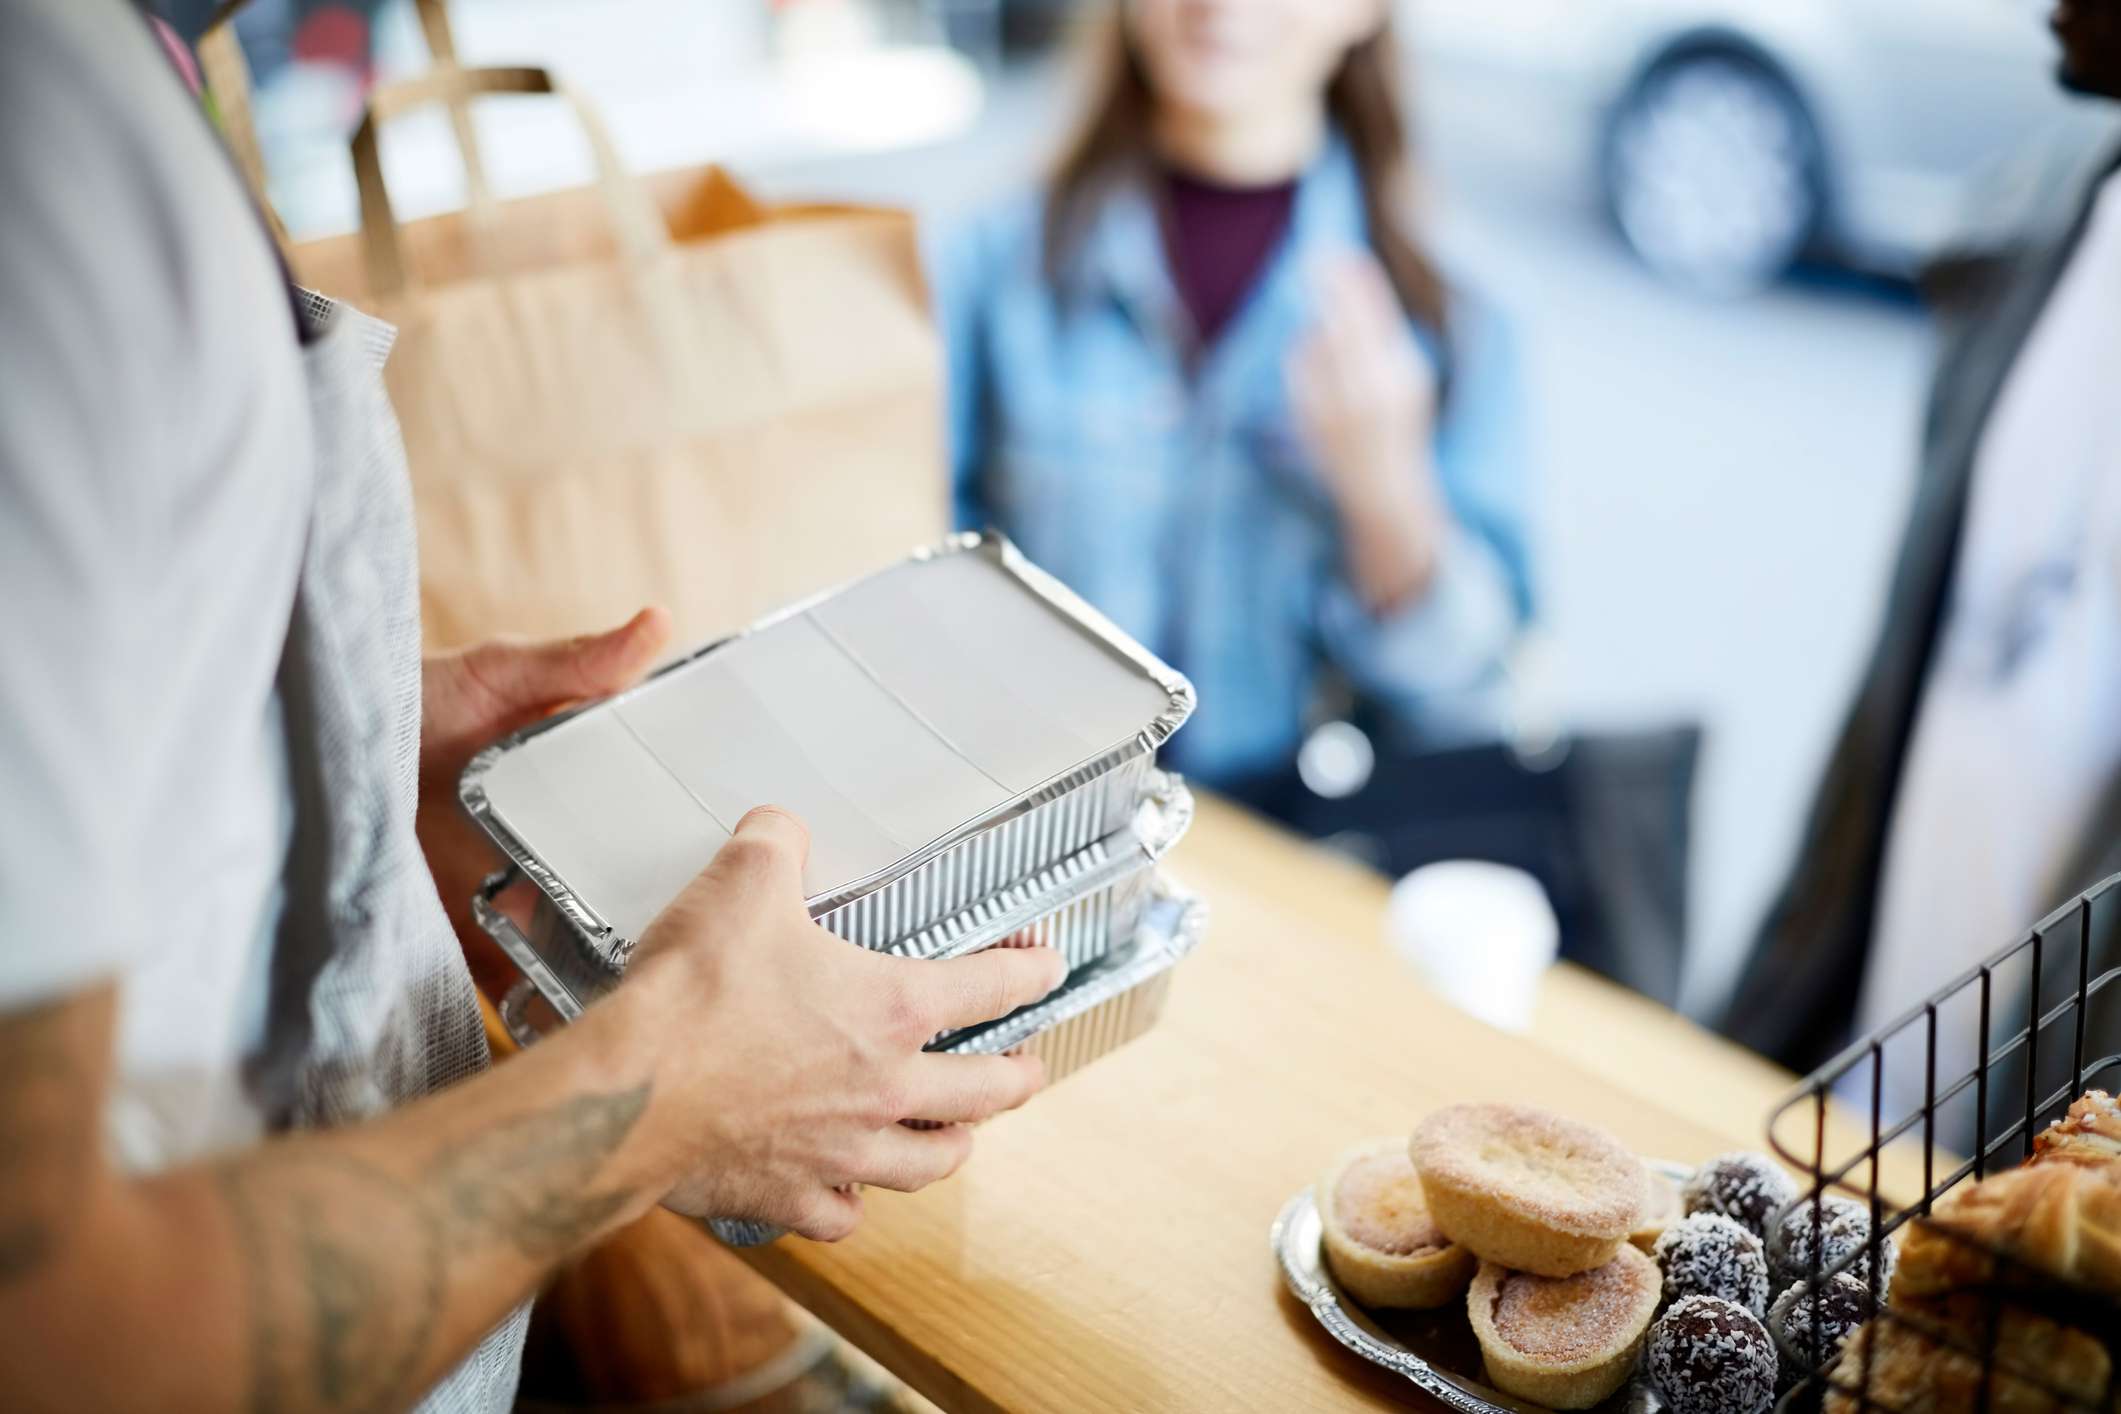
[1823,1092,2121,1414]
[2032,1090,2121,1171]
[1824,1305,2111,1414]
[1893,1161,2121,1302]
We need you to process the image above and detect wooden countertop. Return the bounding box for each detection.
[742,796,1903,1412]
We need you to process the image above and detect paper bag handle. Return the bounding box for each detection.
[408,0,496,210]
[196,16,293,258]
[199,0,489,246]
[351,65,670,296]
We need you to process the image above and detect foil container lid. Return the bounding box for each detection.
[460,533,1193,965]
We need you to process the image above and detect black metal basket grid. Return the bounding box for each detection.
[1767,874,2121,1412]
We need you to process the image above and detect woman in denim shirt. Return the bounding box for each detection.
[933,0,1534,793]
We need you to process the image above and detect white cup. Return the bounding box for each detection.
[1387,861,1560,1033]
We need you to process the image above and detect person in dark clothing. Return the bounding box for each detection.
[1723,0,2121,1116]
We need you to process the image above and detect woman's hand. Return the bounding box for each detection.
[1288,251,1450,614]
[416,608,673,996]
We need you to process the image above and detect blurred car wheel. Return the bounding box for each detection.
[1602,47,1824,295]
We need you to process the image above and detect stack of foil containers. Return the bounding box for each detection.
[462,534,1201,1243]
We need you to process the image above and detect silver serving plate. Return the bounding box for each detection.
[1274,1163,1693,1413]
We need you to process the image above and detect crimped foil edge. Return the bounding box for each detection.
[1003,967,1174,1085]
[873,775,1189,963]
[816,757,1139,951]
[461,745,621,959]
[972,533,1198,753]
[936,878,1205,1058]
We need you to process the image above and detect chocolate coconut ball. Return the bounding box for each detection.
[1653,1212,1771,1317]
[1682,1152,1798,1241]
[1646,1294,1778,1414]
[1768,1273,1876,1393]
[1768,1195,1896,1293]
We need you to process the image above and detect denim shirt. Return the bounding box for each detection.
[931,139,1534,789]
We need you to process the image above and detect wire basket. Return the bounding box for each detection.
[1767,873,2121,1412]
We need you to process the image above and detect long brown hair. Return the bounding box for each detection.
[1043,9,1451,341]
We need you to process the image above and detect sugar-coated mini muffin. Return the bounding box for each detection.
[1654,1211,1771,1316]
[1317,1140,1477,1310]
[1646,1294,1777,1414]
[1682,1152,1798,1242]
[1411,1103,1648,1277]
[1631,1167,1684,1251]
[1466,1246,1661,1410]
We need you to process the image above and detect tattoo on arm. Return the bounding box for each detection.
[219,1156,446,1414]
[429,1082,651,1261]
[217,1081,652,1413]
[0,977,651,1414]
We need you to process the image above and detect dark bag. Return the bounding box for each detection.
[1228,725,1701,1007]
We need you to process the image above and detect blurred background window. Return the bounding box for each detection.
[226,0,2110,1020]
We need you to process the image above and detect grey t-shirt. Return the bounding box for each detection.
[0,0,309,1168]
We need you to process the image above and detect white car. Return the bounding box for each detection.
[1407,0,2093,291]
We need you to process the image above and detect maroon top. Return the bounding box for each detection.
[1160,167,1299,347]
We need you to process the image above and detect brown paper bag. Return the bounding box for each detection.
[292,65,946,651]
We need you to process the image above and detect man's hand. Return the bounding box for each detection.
[622,807,1066,1241]
[1288,251,1450,614]
[417,608,672,995]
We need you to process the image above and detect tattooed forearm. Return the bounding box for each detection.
[0,994,103,1285]
[212,1080,651,1413]
[0,976,655,1414]
[430,1082,650,1261]
[219,1155,446,1414]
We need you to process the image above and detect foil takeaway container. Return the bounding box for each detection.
[460,532,1195,976]
[477,770,1194,1022]
[463,534,1202,1249]
[499,877,1206,1070]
